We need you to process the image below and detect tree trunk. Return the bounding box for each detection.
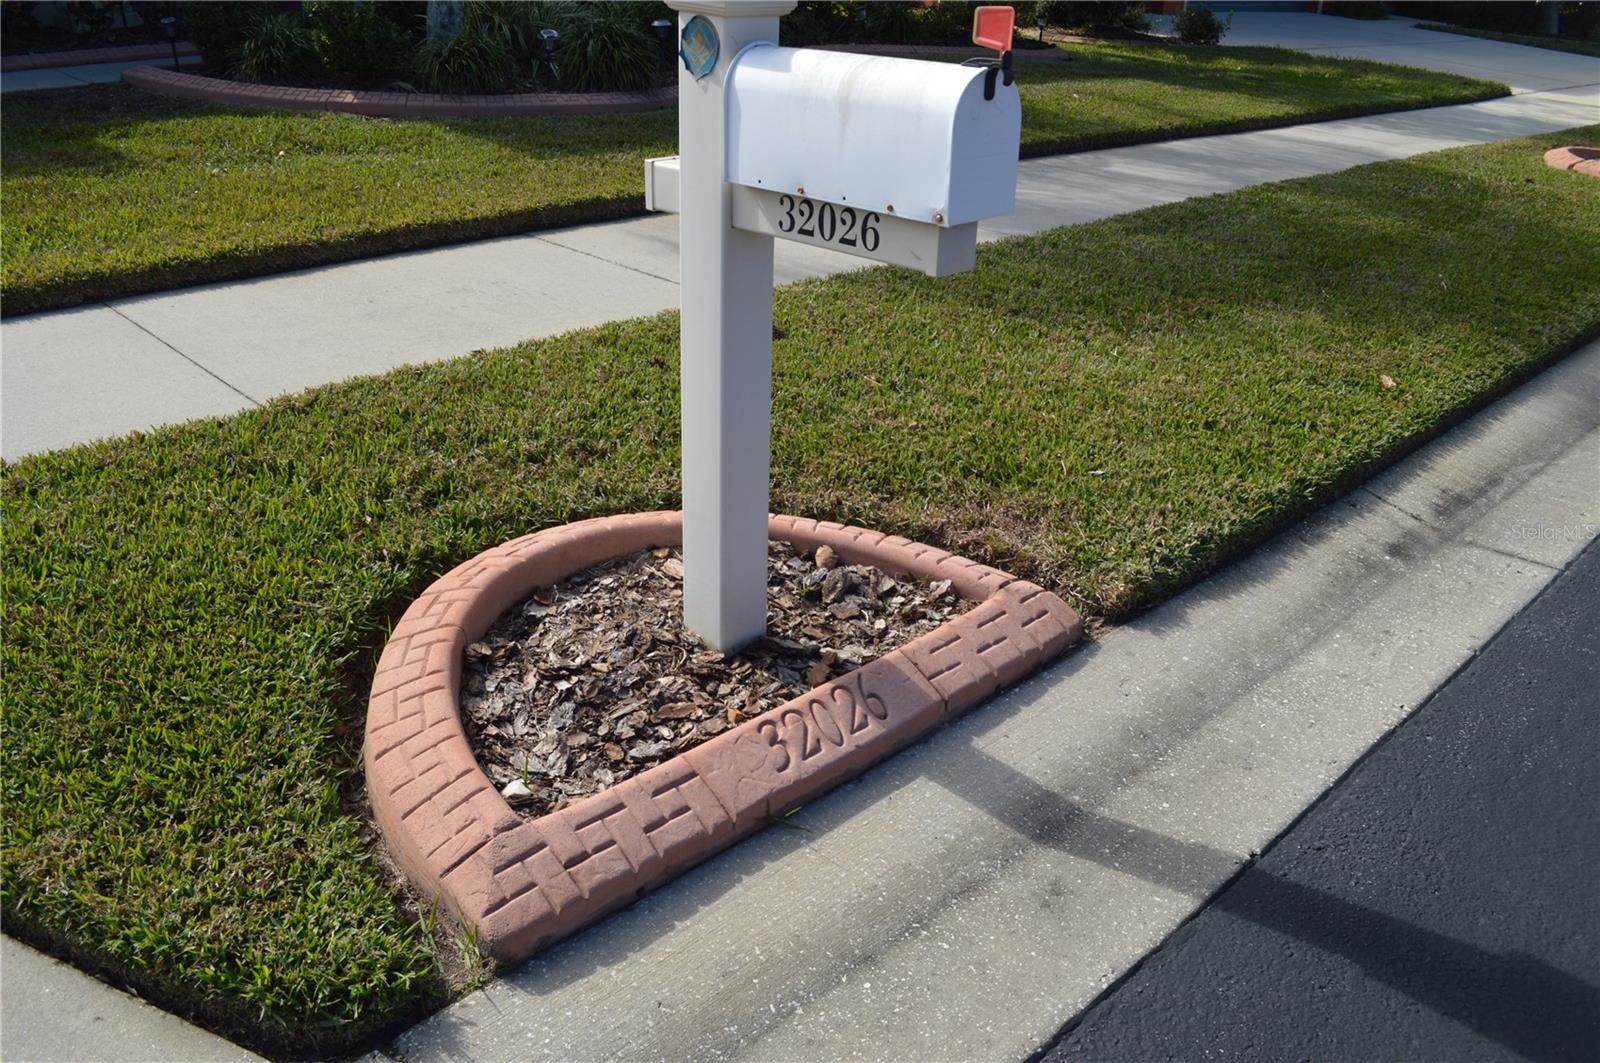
[1537,1,1560,37]
[426,0,465,45]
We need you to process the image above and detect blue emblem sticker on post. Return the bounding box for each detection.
[679,15,719,80]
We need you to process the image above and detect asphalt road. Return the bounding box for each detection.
[1041,537,1600,1062]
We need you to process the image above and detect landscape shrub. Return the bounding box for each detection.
[781,2,1009,47]
[912,0,1030,46]
[186,0,665,95]
[609,0,674,22]
[465,0,554,64]
[64,0,116,35]
[1566,1,1600,37]
[305,0,416,84]
[183,0,258,71]
[555,7,658,91]
[235,11,319,83]
[856,1,921,43]
[2,1,42,38]
[915,0,983,44]
[415,18,513,92]
[780,2,851,46]
[1173,6,1228,45]
[452,1,659,92]
[1038,1,1147,35]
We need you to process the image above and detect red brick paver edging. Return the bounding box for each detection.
[2,41,197,71]
[365,512,1081,962]
[121,64,674,118]
[1544,146,1600,177]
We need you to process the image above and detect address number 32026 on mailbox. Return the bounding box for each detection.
[646,18,1022,277]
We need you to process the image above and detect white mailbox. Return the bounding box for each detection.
[722,45,1019,277]
[653,1,1024,651]
[726,45,1020,227]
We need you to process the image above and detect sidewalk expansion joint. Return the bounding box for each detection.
[1464,539,1564,573]
[1355,486,1566,573]
[532,236,677,287]
[1356,484,1436,529]
[103,303,262,406]
[1519,81,1600,97]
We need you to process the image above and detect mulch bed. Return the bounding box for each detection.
[461,541,972,819]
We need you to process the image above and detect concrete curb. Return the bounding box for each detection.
[1544,145,1600,176]
[364,512,1081,962]
[1,41,197,72]
[120,64,674,118]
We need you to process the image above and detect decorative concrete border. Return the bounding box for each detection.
[1544,146,1600,177]
[365,512,1081,962]
[2,41,197,72]
[121,64,673,118]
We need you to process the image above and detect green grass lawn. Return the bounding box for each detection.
[5,127,1596,1056]
[0,41,1504,317]
[1416,21,1600,58]
[1013,42,1504,156]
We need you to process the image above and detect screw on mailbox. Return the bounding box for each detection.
[643,2,1022,651]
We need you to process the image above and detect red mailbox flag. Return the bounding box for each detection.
[972,5,1015,53]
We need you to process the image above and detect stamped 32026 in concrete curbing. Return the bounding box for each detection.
[365,512,1080,961]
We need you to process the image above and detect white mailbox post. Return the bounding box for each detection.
[653,1,1021,651]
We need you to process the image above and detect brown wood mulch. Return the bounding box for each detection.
[461,541,972,819]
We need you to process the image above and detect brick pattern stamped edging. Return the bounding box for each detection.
[365,512,1082,962]
[1544,146,1600,178]
[121,64,673,118]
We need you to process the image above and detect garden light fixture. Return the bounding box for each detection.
[537,27,560,84]
[159,14,179,70]
[654,18,675,81]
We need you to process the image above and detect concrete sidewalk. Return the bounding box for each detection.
[1221,11,1600,97]
[0,936,260,1062]
[382,339,1598,1062]
[3,15,1595,459]
[0,53,201,93]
